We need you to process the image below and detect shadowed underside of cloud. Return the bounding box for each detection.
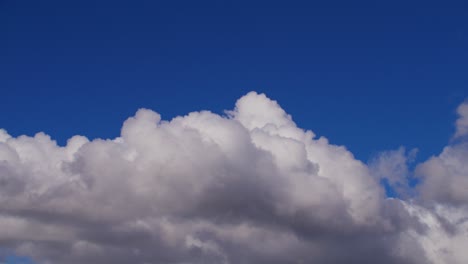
[0,92,468,264]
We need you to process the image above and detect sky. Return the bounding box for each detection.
[1,1,468,264]
[1,0,467,162]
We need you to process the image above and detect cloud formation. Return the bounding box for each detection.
[0,92,467,263]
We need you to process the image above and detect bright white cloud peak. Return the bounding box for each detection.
[0,92,467,264]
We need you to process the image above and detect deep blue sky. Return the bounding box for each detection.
[1,0,467,162]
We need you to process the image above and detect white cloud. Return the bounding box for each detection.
[0,92,467,264]
[454,102,468,139]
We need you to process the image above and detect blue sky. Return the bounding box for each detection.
[1,0,467,163]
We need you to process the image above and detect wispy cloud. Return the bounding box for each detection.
[454,101,468,139]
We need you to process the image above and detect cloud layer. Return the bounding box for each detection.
[0,92,467,264]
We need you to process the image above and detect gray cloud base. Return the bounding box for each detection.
[0,92,467,264]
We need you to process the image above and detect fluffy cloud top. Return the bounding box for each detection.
[0,92,467,264]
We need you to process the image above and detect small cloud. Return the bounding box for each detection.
[454,101,468,139]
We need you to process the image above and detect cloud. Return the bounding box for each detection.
[454,101,468,139]
[369,147,418,198]
[0,92,467,263]
[416,142,468,206]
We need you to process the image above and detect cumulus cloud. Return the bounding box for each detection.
[0,92,467,263]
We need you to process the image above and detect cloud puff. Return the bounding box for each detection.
[416,143,468,205]
[454,102,468,139]
[0,92,467,263]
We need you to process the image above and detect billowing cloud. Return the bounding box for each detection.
[0,92,467,263]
